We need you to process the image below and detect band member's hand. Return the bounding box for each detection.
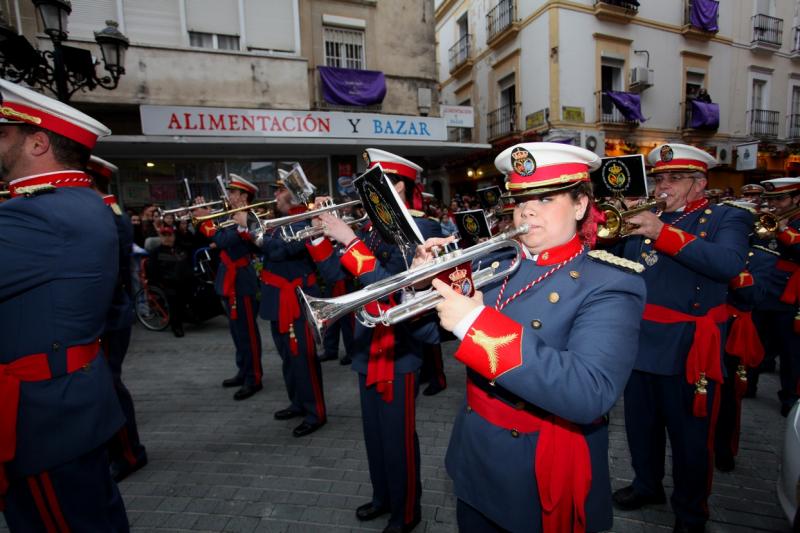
[319,212,356,244]
[432,278,483,332]
[313,195,332,208]
[626,211,664,240]
[232,210,249,228]
[411,236,456,268]
[191,196,212,217]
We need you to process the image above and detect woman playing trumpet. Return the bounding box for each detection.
[420,142,646,532]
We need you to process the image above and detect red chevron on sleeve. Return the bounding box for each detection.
[199,220,216,238]
[341,239,377,277]
[654,224,697,256]
[729,270,754,289]
[454,308,523,381]
[306,238,334,262]
[777,228,800,246]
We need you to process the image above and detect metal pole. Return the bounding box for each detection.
[52,40,69,102]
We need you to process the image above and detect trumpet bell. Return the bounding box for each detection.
[597,199,666,239]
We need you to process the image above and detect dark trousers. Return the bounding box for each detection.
[419,342,446,390]
[624,370,719,526]
[271,318,326,425]
[359,371,421,528]
[104,327,147,469]
[323,312,354,359]
[715,354,745,461]
[224,294,262,387]
[4,446,129,532]
[163,281,191,329]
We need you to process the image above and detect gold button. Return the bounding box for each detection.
[466,405,473,413]
[641,252,648,258]
[748,251,754,257]
[491,261,500,269]
[699,231,707,238]
[699,217,707,224]
[704,209,712,214]
[548,292,560,303]
[692,302,701,309]
[541,251,549,261]
[569,270,580,279]
[644,239,652,245]
[531,319,542,329]
[510,429,520,438]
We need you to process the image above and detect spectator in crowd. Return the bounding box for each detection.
[146,226,193,337]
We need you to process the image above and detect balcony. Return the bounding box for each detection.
[487,102,521,141]
[449,34,473,77]
[598,92,641,128]
[681,0,719,40]
[593,0,639,24]
[788,114,800,141]
[751,14,783,52]
[486,0,519,48]
[747,109,779,138]
[681,99,719,133]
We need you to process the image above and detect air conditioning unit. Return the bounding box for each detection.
[629,67,654,92]
[580,130,606,156]
[715,143,732,165]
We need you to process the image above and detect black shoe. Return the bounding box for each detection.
[319,353,338,362]
[339,356,352,365]
[356,502,389,521]
[715,454,735,472]
[222,376,244,388]
[781,403,792,417]
[612,485,666,510]
[171,324,184,337]
[233,383,262,401]
[292,420,326,438]
[110,453,148,483]
[274,408,302,420]
[422,383,445,396]
[673,519,705,533]
[383,516,421,533]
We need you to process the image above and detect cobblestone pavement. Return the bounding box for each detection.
[1,317,793,532]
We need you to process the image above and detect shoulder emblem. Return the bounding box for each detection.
[751,244,780,256]
[16,184,56,197]
[587,249,645,274]
[719,201,756,215]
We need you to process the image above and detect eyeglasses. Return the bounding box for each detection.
[651,175,696,185]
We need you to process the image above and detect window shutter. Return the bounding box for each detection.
[186,0,239,35]
[67,0,118,39]
[244,0,296,51]
[124,0,182,47]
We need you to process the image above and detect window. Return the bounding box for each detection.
[324,27,365,69]
[447,99,473,142]
[751,78,766,109]
[685,72,705,100]
[792,85,800,115]
[499,74,516,108]
[457,12,469,40]
[189,31,240,51]
[601,59,624,115]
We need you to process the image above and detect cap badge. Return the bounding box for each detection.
[763,182,775,191]
[511,147,536,177]
[660,145,673,162]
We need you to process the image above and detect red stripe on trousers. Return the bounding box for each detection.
[119,426,138,467]
[39,473,70,533]
[704,384,723,514]
[304,323,326,421]
[404,373,417,524]
[26,477,57,533]
[243,296,262,385]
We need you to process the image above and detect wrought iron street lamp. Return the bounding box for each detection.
[0,0,129,102]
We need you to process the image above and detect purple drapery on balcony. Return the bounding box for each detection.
[689,100,719,129]
[690,0,719,32]
[318,66,386,106]
[607,91,646,122]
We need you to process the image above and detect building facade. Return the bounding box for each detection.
[2,0,483,207]
[436,0,800,195]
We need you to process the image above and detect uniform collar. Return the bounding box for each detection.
[288,205,308,215]
[9,170,92,198]
[534,234,582,266]
[675,197,708,213]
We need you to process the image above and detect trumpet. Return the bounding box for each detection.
[255,199,363,241]
[597,196,667,240]
[191,200,276,228]
[158,200,225,218]
[298,224,528,345]
[754,205,800,239]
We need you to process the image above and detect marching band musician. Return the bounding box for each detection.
[0,80,129,530]
[740,183,765,205]
[611,144,751,533]
[420,142,647,533]
[86,156,149,482]
[755,177,800,416]
[259,169,327,438]
[307,148,442,533]
[197,175,263,401]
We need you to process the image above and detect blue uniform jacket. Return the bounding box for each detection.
[617,202,750,375]
[445,248,646,533]
[0,184,125,477]
[212,225,259,297]
[729,243,778,311]
[309,216,442,375]
[259,219,320,321]
[105,204,135,331]
[755,217,800,312]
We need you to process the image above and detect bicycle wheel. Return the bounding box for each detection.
[134,286,171,331]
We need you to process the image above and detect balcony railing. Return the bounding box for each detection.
[487,0,516,43]
[752,14,783,47]
[788,114,800,139]
[594,0,639,12]
[449,34,471,73]
[748,109,779,138]
[683,99,719,131]
[683,0,719,33]
[793,26,800,52]
[598,94,639,126]
[487,102,520,140]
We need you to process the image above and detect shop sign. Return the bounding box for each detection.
[735,142,759,171]
[525,109,547,130]
[441,105,474,128]
[140,105,446,141]
[562,106,585,123]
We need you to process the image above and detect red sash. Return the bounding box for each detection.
[260,271,316,355]
[642,303,729,417]
[467,380,591,533]
[0,340,100,510]
[220,251,250,319]
[364,299,397,403]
